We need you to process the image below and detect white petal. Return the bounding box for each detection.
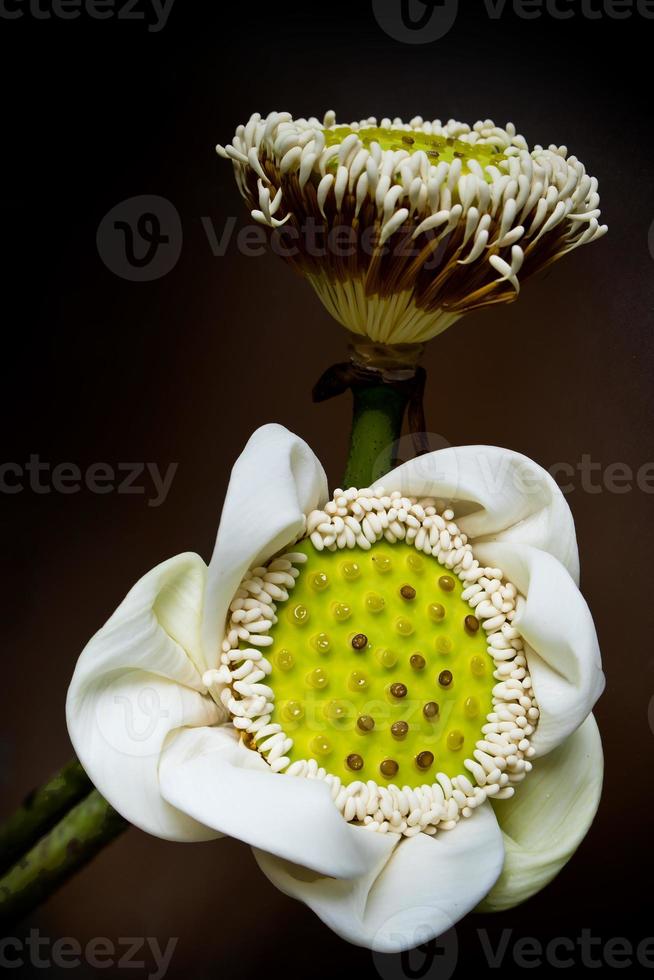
[478,713,603,912]
[202,424,328,665]
[159,725,388,879]
[66,553,223,841]
[481,542,604,755]
[254,803,504,952]
[383,445,579,582]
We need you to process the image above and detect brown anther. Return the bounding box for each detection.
[380,758,399,778]
[438,575,455,592]
[391,721,409,739]
[400,584,416,601]
[410,653,426,671]
[416,751,435,770]
[423,701,439,719]
[346,753,364,771]
[357,715,375,733]
[464,614,480,633]
[351,633,368,650]
[389,682,408,699]
[438,669,453,688]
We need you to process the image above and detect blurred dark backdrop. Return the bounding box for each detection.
[1,1,653,977]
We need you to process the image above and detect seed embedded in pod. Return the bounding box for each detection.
[283,700,304,722]
[366,592,385,613]
[400,584,416,601]
[464,614,480,634]
[470,655,487,677]
[325,699,348,722]
[349,670,368,691]
[410,653,426,671]
[346,753,364,771]
[439,575,455,593]
[307,667,328,689]
[423,701,439,719]
[275,649,294,671]
[357,715,375,733]
[341,561,361,581]
[380,758,399,778]
[377,648,398,669]
[389,682,408,700]
[351,633,368,651]
[372,555,392,574]
[438,669,453,688]
[332,602,352,622]
[416,751,434,771]
[428,603,445,622]
[311,571,329,592]
[464,696,479,718]
[310,736,332,758]
[395,617,414,636]
[289,603,310,625]
[447,730,464,751]
[435,636,452,655]
[311,632,331,654]
[406,553,424,572]
[391,720,409,739]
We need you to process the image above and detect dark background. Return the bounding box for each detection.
[1,1,653,977]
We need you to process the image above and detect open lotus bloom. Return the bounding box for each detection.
[67,425,604,951]
[217,112,607,347]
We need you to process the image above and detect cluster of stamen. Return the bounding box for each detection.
[209,487,538,837]
[217,110,606,345]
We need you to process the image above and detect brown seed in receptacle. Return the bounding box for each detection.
[464,615,480,634]
[410,653,426,671]
[402,135,415,145]
[390,682,407,699]
[400,584,416,601]
[346,753,364,771]
[380,758,399,778]
[439,575,455,592]
[416,751,434,771]
[439,669,453,688]
[357,715,375,733]
[351,633,368,650]
[391,721,409,740]
[423,701,439,719]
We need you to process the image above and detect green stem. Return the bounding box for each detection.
[0,790,127,927]
[343,380,409,488]
[0,759,93,877]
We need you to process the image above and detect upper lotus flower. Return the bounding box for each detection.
[67,425,604,951]
[217,111,607,347]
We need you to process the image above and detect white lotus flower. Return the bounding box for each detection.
[217,111,607,346]
[67,425,604,952]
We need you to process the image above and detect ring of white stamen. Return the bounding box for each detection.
[217,111,606,345]
[212,487,539,838]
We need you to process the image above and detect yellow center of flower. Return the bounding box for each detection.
[324,126,507,177]
[267,539,495,786]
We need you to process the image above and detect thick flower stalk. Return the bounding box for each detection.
[217,111,607,345]
[66,425,604,951]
